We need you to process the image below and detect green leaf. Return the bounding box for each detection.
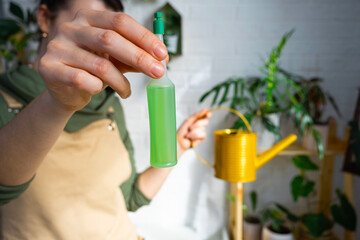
[262,116,280,140]
[303,213,332,238]
[331,189,357,231]
[26,9,37,24]
[291,175,315,201]
[250,191,257,212]
[233,112,254,130]
[312,129,324,160]
[261,208,284,232]
[16,32,34,50]
[226,193,236,203]
[10,2,25,21]
[292,155,319,171]
[199,89,213,103]
[275,203,299,222]
[230,80,239,109]
[243,204,249,215]
[219,82,230,105]
[211,87,221,106]
[300,113,313,135]
[0,19,21,38]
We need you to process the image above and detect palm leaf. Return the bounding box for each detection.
[219,82,230,105]
[262,116,280,140]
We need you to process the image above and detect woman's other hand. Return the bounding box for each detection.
[37,8,168,112]
[177,109,212,156]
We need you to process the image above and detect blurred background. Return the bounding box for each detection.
[0,0,359,240]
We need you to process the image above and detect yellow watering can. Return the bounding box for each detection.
[193,107,297,183]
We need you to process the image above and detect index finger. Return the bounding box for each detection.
[185,109,210,126]
[81,10,168,61]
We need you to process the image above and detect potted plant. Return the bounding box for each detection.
[243,191,262,240]
[199,30,324,156]
[0,1,38,70]
[279,70,342,151]
[261,205,294,240]
[226,191,262,240]
[276,155,357,239]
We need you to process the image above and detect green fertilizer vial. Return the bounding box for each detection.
[147,12,177,168]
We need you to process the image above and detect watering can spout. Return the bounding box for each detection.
[255,134,297,169]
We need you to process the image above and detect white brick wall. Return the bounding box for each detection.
[3,0,360,239]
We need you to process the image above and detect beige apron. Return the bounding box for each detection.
[0,91,139,240]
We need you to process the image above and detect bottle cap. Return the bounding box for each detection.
[153,12,164,34]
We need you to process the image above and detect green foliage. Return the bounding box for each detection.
[199,29,325,158]
[331,189,357,231]
[275,203,299,223]
[250,191,257,213]
[261,207,286,233]
[289,76,342,124]
[225,193,236,203]
[10,2,25,21]
[291,155,318,171]
[0,19,20,39]
[199,31,298,119]
[277,154,357,238]
[290,104,313,136]
[233,112,254,130]
[312,129,324,160]
[289,105,324,160]
[0,1,38,68]
[303,213,333,238]
[262,29,294,111]
[199,77,248,109]
[290,175,315,202]
[262,116,280,140]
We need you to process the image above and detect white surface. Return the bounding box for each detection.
[3,0,360,239]
[129,216,196,240]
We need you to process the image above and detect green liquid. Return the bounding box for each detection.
[147,78,177,168]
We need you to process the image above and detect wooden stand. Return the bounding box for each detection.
[229,119,353,240]
[230,182,243,240]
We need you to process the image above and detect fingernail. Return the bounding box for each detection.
[154,44,168,59]
[151,62,165,78]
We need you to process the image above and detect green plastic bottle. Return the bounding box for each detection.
[147,12,177,168]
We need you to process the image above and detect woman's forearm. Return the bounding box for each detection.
[137,143,185,200]
[0,90,74,186]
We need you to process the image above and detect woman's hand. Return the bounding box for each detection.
[177,109,212,157]
[38,10,168,112]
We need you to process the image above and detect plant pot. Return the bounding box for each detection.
[252,114,280,150]
[296,223,338,240]
[301,124,329,151]
[262,225,294,240]
[244,215,262,240]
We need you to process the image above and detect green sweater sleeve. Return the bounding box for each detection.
[0,177,34,206]
[0,93,35,206]
[113,99,151,212]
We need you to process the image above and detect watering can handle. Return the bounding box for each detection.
[191,107,252,168]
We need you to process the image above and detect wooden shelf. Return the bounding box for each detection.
[230,118,353,240]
